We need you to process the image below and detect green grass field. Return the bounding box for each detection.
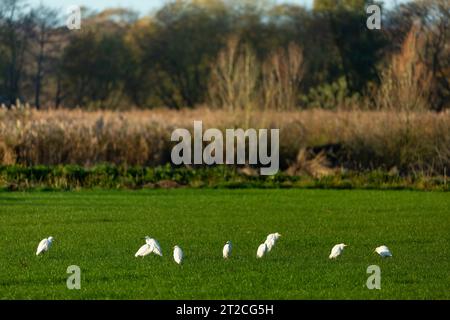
[0,189,449,299]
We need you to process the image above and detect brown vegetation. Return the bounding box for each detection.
[1,106,448,176]
[208,37,304,126]
[376,24,433,111]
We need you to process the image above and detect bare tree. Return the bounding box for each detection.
[0,0,33,105]
[420,0,449,111]
[29,4,60,109]
[387,0,450,110]
[376,24,432,111]
[208,36,260,113]
[262,43,304,111]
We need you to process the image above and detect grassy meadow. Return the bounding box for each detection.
[0,189,448,299]
[0,0,448,303]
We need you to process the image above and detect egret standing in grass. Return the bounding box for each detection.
[375,245,392,257]
[257,243,267,258]
[265,232,281,252]
[223,241,232,259]
[135,240,154,257]
[36,236,54,256]
[267,233,281,242]
[329,243,347,259]
[173,246,183,264]
[146,236,163,256]
[265,238,275,252]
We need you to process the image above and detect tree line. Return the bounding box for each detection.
[0,0,448,110]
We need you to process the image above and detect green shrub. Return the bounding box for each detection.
[0,164,447,192]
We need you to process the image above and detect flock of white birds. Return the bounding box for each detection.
[35,234,393,262]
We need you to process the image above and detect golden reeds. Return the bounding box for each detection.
[0,106,449,175]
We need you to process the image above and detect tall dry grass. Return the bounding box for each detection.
[1,104,449,175]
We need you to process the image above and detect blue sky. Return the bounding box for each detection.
[25,1,408,15]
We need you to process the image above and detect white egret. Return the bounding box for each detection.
[173,245,184,264]
[264,238,275,252]
[265,232,281,252]
[375,245,392,257]
[145,236,163,256]
[329,243,347,259]
[257,243,267,258]
[36,236,54,256]
[223,241,232,259]
[266,233,281,242]
[135,242,154,257]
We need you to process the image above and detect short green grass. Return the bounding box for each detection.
[0,189,449,299]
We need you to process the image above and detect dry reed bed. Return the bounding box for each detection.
[0,107,449,174]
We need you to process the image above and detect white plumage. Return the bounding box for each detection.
[36,236,54,255]
[264,238,275,251]
[145,236,163,256]
[173,245,183,264]
[266,233,281,242]
[264,232,281,252]
[257,243,267,258]
[329,243,347,259]
[375,245,392,257]
[135,243,154,257]
[223,241,232,259]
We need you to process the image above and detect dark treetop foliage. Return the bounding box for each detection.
[0,0,448,110]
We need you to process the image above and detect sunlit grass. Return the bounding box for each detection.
[0,189,448,299]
